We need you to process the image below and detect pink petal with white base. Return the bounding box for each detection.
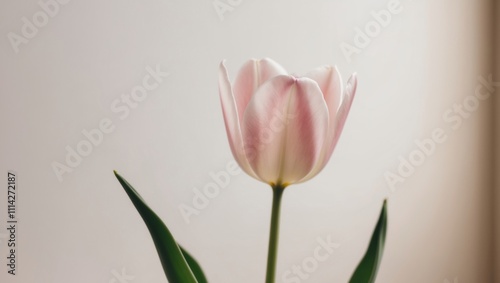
[299,72,357,183]
[241,75,329,185]
[218,61,258,179]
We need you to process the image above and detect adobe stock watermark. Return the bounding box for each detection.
[7,0,72,54]
[108,267,134,283]
[340,0,404,62]
[178,159,242,224]
[212,0,243,21]
[51,65,170,182]
[179,106,297,224]
[385,75,499,192]
[281,235,341,283]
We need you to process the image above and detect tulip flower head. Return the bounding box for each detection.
[219,58,357,188]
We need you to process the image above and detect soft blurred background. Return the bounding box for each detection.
[0,0,497,282]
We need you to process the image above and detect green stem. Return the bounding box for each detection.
[265,184,285,283]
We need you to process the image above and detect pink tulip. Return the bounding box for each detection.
[219,58,357,187]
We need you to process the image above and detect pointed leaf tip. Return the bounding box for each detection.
[113,173,204,283]
[349,200,388,283]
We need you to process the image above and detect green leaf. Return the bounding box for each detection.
[180,246,208,283]
[349,200,388,283]
[114,171,204,283]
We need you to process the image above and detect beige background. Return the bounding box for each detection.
[0,0,496,282]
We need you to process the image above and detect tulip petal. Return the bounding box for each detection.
[305,65,343,124]
[241,75,329,185]
[219,61,258,179]
[299,73,357,183]
[335,73,357,142]
[298,66,342,182]
[233,58,288,122]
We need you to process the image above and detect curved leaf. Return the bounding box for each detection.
[114,171,199,283]
[349,200,388,283]
[180,246,209,283]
